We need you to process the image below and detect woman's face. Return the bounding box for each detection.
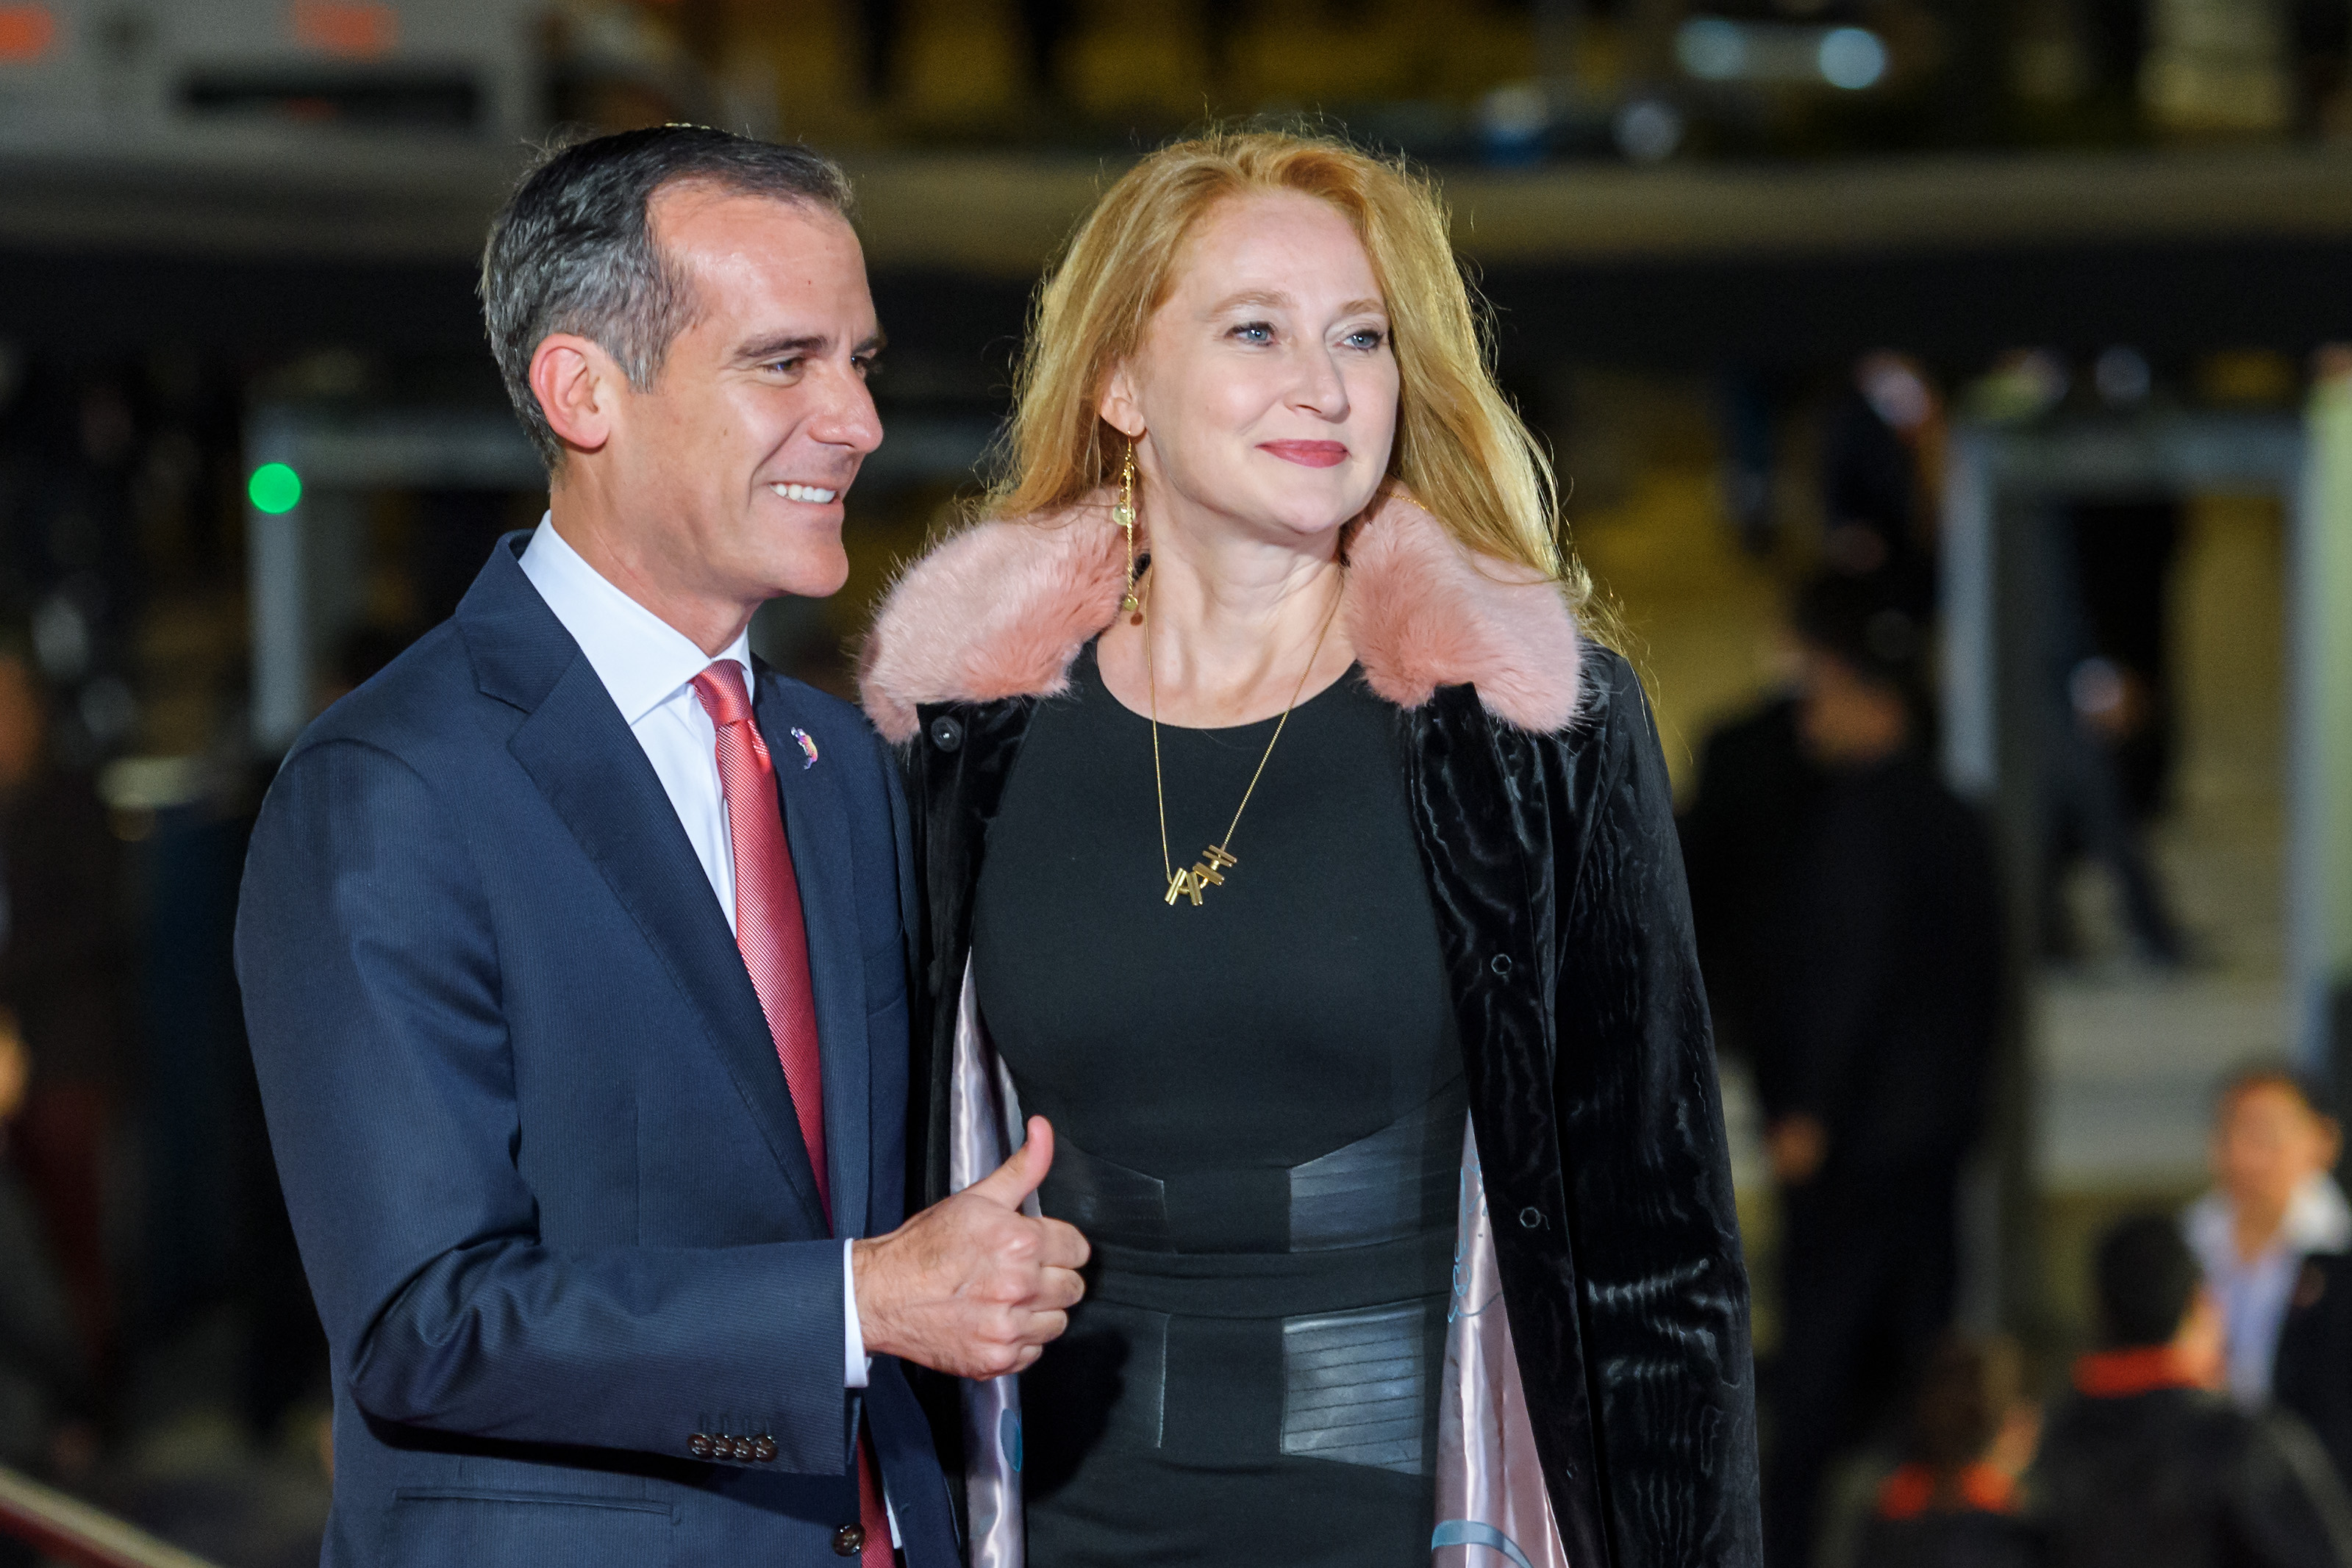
[1103,190,1399,548]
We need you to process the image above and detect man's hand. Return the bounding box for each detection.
[853,1117,1090,1380]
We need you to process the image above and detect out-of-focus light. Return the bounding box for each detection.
[1858,353,1936,433]
[1963,349,2071,423]
[249,462,303,514]
[1479,84,1550,142]
[0,4,57,62]
[1678,17,1887,90]
[1678,18,1748,81]
[2070,657,2127,722]
[2095,346,2153,407]
[1615,98,1685,164]
[31,592,87,680]
[291,0,398,60]
[1818,28,1887,90]
[1477,82,1551,167]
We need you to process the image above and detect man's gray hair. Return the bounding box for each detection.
[479,126,854,469]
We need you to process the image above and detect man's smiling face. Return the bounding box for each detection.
[604,183,884,607]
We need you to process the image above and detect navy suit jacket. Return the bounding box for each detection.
[235,534,957,1567]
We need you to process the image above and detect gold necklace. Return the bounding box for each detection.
[1144,571,1343,908]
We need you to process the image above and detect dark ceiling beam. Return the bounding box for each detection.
[0,239,2340,378]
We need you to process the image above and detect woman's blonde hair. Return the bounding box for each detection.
[990,127,1580,597]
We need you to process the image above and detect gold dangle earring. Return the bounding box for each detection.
[1115,443,1141,620]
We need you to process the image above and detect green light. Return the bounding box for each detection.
[249,462,302,514]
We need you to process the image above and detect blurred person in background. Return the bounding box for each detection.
[0,636,123,1383]
[1819,353,1942,603]
[1679,646,1812,1078]
[2032,1214,2352,1568]
[2062,496,2181,826]
[2185,1067,2350,1411]
[2031,502,2185,968]
[2271,1186,2352,1492]
[1754,574,2004,1568]
[862,128,1759,1568]
[0,1007,90,1496]
[1851,1336,2040,1568]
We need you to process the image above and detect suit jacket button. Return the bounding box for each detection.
[753,1436,778,1463]
[688,1433,714,1458]
[928,715,963,753]
[833,1523,866,1556]
[729,1436,756,1461]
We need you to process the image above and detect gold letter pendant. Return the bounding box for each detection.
[1164,845,1237,908]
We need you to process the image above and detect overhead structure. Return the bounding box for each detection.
[0,0,543,151]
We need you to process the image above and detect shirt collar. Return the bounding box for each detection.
[2184,1174,2352,1281]
[519,515,752,726]
[2285,1172,2352,1253]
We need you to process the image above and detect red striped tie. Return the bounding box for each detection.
[689,662,892,1567]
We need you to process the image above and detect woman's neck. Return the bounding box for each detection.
[1098,515,1356,728]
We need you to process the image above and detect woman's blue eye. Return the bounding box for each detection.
[1345,329,1387,350]
[1232,322,1273,344]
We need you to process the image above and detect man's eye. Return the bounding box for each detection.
[854,355,881,378]
[766,358,804,376]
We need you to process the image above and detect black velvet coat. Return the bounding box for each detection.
[899,644,1759,1568]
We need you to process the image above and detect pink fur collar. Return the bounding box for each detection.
[857,490,1583,743]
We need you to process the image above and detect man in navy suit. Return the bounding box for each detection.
[235,127,1086,1566]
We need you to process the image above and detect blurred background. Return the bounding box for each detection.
[0,0,2348,1564]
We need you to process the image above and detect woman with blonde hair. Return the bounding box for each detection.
[861,129,1758,1568]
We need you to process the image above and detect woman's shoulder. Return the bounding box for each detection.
[1466,640,1641,762]
[1343,490,1585,734]
[1568,643,1650,740]
[858,500,1126,743]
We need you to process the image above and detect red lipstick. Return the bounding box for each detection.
[1259,440,1348,468]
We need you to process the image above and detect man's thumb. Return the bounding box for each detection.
[969,1117,1054,1208]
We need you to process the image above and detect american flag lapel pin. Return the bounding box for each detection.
[790,727,819,769]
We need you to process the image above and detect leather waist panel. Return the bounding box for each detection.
[1280,1298,1437,1476]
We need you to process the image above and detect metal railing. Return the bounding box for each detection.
[0,1464,222,1568]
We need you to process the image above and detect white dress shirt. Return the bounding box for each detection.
[520,518,871,1392]
[2185,1171,2352,1407]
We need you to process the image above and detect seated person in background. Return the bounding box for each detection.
[2034,1214,2352,1568]
[1854,1336,2040,1568]
[2186,1065,2349,1409]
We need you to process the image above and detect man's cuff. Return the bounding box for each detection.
[843,1239,871,1389]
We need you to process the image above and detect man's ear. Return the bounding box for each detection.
[529,333,620,456]
[1098,362,1143,441]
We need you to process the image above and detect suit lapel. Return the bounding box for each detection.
[756,672,872,1240]
[507,655,830,1232]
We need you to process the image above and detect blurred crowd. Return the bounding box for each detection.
[1804,1076,2352,1568]
[0,589,331,1567]
[1678,348,2345,1568]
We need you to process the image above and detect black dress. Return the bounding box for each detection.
[971,644,1463,1568]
